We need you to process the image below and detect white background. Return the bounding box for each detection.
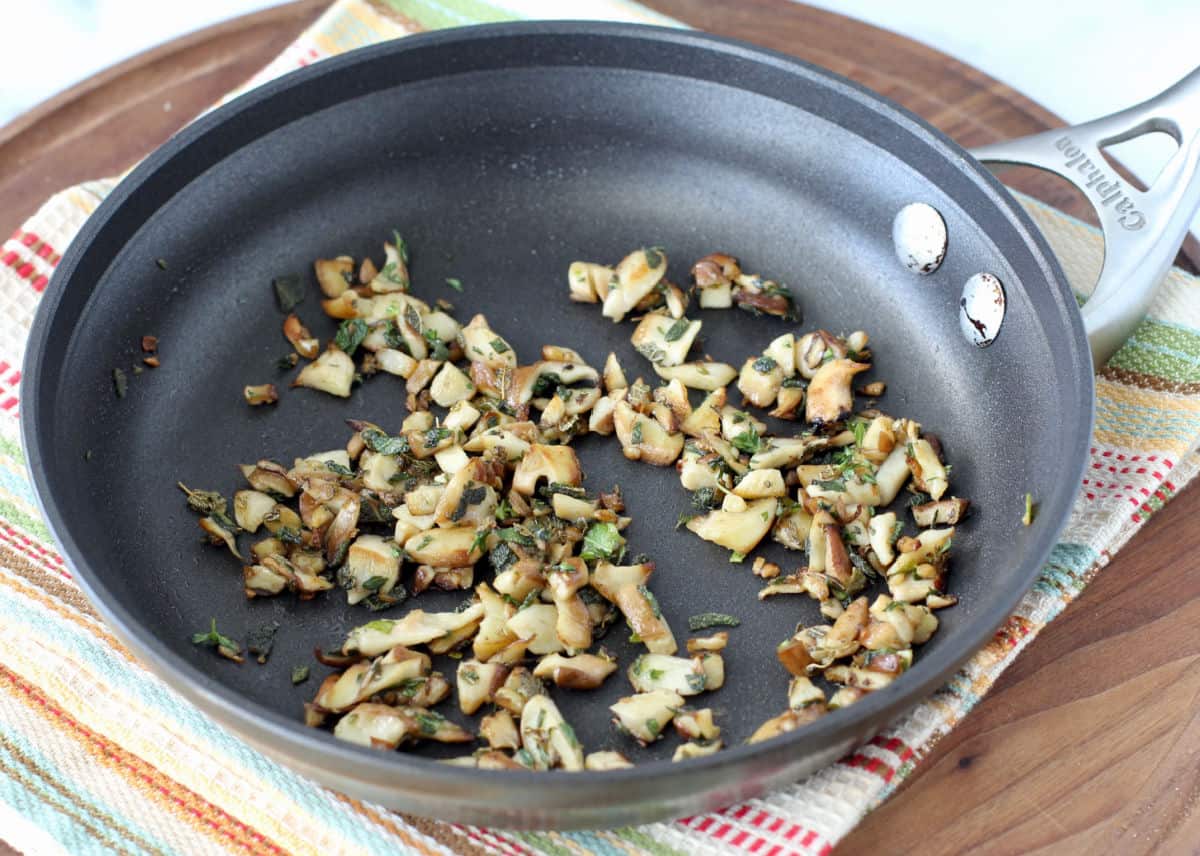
[3,0,1199,196]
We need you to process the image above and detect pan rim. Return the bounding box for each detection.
[19,19,1093,821]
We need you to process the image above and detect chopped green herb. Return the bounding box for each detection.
[731,426,762,455]
[729,551,746,563]
[662,318,691,342]
[83,449,93,462]
[423,328,450,360]
[415,711,444,735]
[631,421,644,445]
[423,427,451,448]
[191,618,242,661]
[155,258,168,270]
[363,619,397,633]
[490,337,511,354]
[688,612,741,631]
[361,575,388,592]
[781,376,805,388]
[335,318,368,356]
[580,522,625,563]
[272,274,305,313]
[752,355,778,373]
[648,668,665,681]
[1023,493,1036,526]
[276,353,299,371]
[637,585,662,618]
[246,620,280,664]
[851,418,868,447]
[112,368,128,398]
[444,277,463,292]
[324,460,354,476]
[645,717,662,738]
[643,246,665,269]
[392,230,410,264]
[360,427,409,456]
[813,479,847,493]
[177,483,230,518]
[290,665,310,685]
[691,487,719,510]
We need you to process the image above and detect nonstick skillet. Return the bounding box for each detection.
[20,23,1200,829]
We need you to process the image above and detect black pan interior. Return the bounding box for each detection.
[25,26,1089,780]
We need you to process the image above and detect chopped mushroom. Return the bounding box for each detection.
[610,689,683,744]
[685,498,776,555]
[294,348,355,397]
[805,358,870,427]
[532,652,617,689]
[630,312,702,367]
[243,384,279,406]
[520,695,584,771]
[912,497,969,527]
[602,247,668,323]
[585,751,634,771]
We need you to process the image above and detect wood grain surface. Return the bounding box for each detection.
[1,1,1198,853]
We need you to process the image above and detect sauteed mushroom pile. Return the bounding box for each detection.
[182,238,967,768]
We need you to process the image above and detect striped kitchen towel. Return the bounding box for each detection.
[2,1,1199,854]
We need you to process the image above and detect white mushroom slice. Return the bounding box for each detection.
[874,443,912,505]
[369,240,409,293]
[678,444,724,492]
[859,511,896,568]
[686,632,729,654]
[233,490,276,533]
[828,688,868,710]
[585,751,634,771]
[404,526,483,568]
[679,388,725,437]
[293,448,352,476]
[770,383,806,420]
[492,667,545,716]
[587,392,620,435]
[405,484,446,516]
[512,443,582,495]
[765,333,797,376]
[697,280,732,308]
[406,359,442,394]
[613,584,677,655]
[747,706,826,743]
[393,506,435,544]
[590,562,653,602]
[433,445,469,475]
[664,282,689,318]
[456,659,511,715]
[673,741,723,762]
[864,596,939,648]
[737,355,784,409]
[520,695,585,771]
[462,425,532,461]
[422,310,461,345]
[459,314,516,368]
[333,704,415,750]
[788,676,827,710]
[771,505,813,551]
[630,312,702,367]
[748,435,827,469]
[429,362,475,407]
[629,653,719,696]
[551,493,600,522]
[805,358,870,426]
[342,534,401,605]
[720,407,767,443]
[243,561,289,597]
[602,247,668,323]
[609,689,683,743]
[533,653,617,689]
[443,400,481,433]
[805,477,882,507]
[733,469,786,498]
[653,361,737,391]
[720,493,747,513]
[473,583,520,662]
[434,468,499,528]
[507,604,564,656]
[685,498,776,555]
[343,605,485,656]
[316,647,430,712]
[358,451,400,493]
[906,437,949,500]
[480,709,520,750]
[887,527,954,578]
[314,256,354,298]
[674,708,721,741]
[602,352,628,392]
[568,261,614,303]
[614,400,684,466]
[860,415,896,464]
[294,349,355,397]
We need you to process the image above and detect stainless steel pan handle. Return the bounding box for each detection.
[970,67,1200,367]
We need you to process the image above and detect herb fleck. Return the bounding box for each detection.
[112,368,128,398]
[191,618,242,662]
[444,277,463,292]
[291,665,310,684]
[688,612,740,631]
[335,319,368,357]
[272,274,306,313]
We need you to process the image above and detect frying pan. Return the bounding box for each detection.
[20,23,1200,829]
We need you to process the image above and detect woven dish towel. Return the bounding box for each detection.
[3,1,1200,854]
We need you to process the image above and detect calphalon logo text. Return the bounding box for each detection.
[1056,136,1145,230]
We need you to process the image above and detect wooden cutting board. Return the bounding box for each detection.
[1,2,1197,852]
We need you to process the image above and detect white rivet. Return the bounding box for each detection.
[960,273,1006,347]
[892,202,947,275]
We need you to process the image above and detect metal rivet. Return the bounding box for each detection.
[892,202,947,275]
[960,273,1006,347]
